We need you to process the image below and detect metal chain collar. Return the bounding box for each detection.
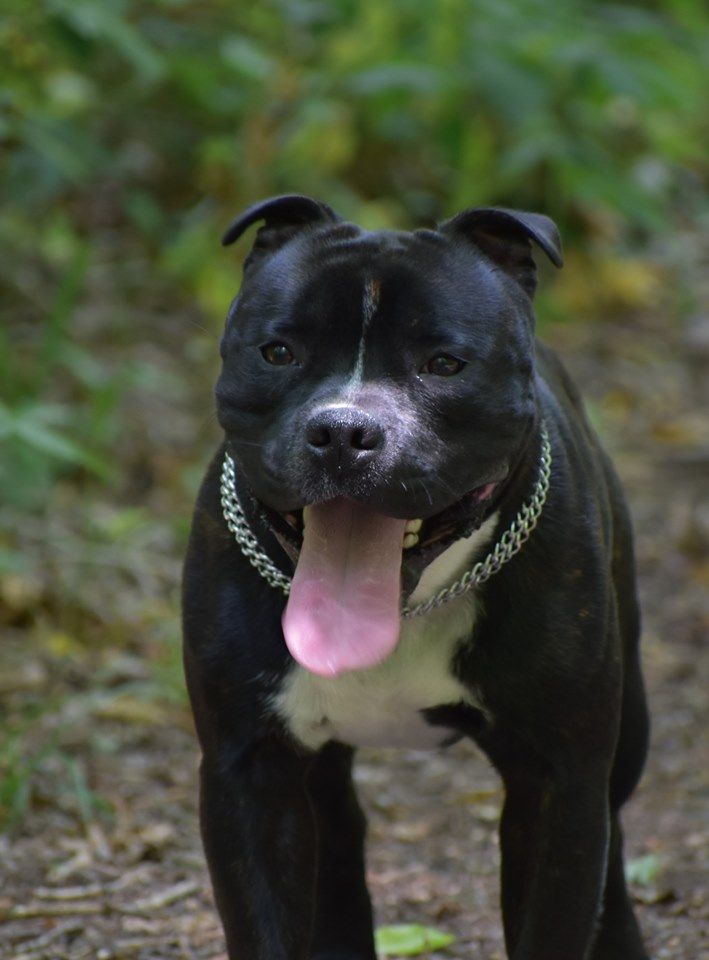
[220,421,552,619]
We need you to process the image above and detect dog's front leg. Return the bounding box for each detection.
[499,762,610,960]
[200,736,316,960]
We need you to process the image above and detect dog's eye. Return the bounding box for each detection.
[422,353,466,377]
[261,342,294,366]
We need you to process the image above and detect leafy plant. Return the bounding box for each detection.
[0,0,707,833]
[0,718,110,832]
[0,239,126,507]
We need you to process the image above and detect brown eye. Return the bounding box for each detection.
[422,353,466,377]
[261,342,294,366]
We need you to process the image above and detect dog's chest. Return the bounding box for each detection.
[273,518,497,751]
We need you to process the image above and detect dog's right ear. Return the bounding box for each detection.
[222,194,339,268]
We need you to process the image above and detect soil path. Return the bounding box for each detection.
[1,313,707,959]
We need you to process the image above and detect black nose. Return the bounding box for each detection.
[306,407,385,472]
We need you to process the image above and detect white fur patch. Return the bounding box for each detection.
[273,514,499,750]
[350,277,380,388]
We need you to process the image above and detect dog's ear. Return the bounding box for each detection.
[222,194,339,268]
[439,207,563,296]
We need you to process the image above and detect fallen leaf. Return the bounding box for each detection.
[375,923,455,957]
[625,853,661,886]
[92,694,168,725]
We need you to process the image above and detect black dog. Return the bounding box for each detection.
[182,195,649,960]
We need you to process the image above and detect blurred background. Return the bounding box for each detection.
[1,2,707,958]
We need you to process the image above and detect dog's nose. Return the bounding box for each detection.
[306,408,385,472]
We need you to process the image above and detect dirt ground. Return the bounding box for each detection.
[1,309,707,959]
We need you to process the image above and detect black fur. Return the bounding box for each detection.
[183,196,649,960]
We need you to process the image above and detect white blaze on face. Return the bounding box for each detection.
[346,277,381,393]
[325,275,426,454]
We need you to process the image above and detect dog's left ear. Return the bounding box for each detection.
[439,207,563,296]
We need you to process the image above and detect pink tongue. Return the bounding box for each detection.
[282,499,407,677]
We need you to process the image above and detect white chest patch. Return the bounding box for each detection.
[273,514,498,751]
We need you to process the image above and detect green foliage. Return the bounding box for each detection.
[0,221,142,507]
[0,1,707,759]
[376,924,456,956]
[626,853,662,886]
[3,0,707,237]
[0,713,111,831]
[2,0,706,490]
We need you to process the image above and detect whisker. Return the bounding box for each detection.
[234,439,266,449]
[195,408,221,433]
[433,474,457,499]
[182,314,219,338]
[414,477,434,508]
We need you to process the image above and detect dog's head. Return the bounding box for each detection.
[215,195,562,676]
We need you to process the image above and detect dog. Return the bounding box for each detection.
[182,194,649,960]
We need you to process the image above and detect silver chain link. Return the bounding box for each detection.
[402,423,552,616]
[220,455,293,594]
[220,421,552,617]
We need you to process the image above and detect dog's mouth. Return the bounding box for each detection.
[263,480,499,679]
[278,480,499,551]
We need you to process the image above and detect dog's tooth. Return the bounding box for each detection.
[302,506,310,527]
[403,533,419,549]
[405,519,423,534]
